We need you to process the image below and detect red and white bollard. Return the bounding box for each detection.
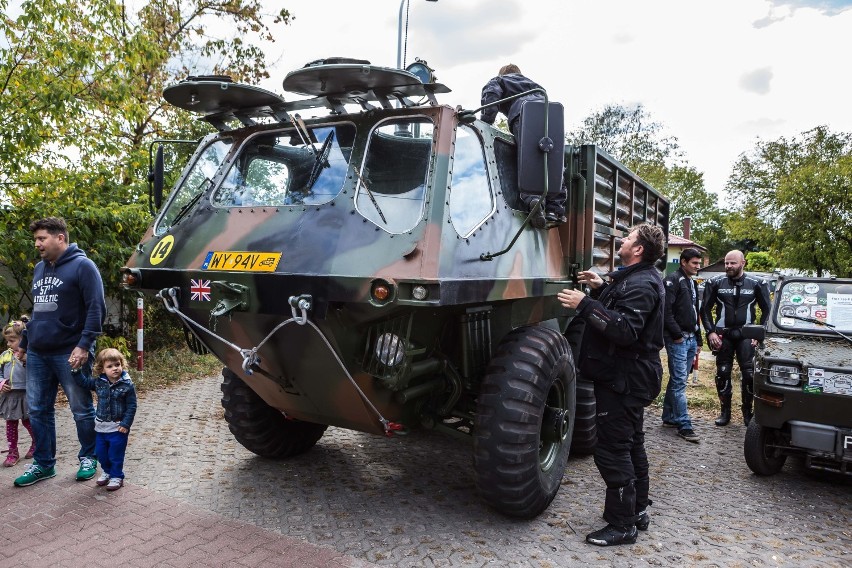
[137,296,144,372]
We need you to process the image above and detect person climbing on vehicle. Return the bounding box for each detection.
[480,64,566,229]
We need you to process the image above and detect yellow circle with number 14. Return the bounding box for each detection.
[149,235,175,266]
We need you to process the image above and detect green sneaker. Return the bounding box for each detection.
[14,463,56,487]
[76,456,98,481]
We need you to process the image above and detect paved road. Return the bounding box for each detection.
[3,375,849,567]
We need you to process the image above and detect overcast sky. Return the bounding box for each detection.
[253,0,852,200]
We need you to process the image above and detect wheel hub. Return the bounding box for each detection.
[541,406,569,443]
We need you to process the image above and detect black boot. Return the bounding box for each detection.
[527,197,546,229]
[742,388,754,425]
[635,509,650,531]
[634,479,651,531]
[586,523,638,546]
[715,401,731,426]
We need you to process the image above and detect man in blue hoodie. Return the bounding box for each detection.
[13,217,105,487]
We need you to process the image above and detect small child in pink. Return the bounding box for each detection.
[0,321,35,467]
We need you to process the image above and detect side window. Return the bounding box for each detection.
[156,138,232,235]
[213,124,355,207]
[494,138,522,210]
[449,126,493,237]
[355,118,433,234]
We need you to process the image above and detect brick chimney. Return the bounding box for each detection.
[683,217,691,241]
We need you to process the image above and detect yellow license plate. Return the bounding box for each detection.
[202,251,281,272]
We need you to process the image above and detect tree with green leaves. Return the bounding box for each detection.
[1,0,291,187]
[726,126,852,277]
[566,103,679,183]
[567,103,727,257]
[0,0,292,322]
[745,251,776,272]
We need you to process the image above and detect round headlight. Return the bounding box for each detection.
[412,285,428,300]
[375,333,406,367]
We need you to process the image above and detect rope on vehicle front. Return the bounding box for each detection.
[156,287,402,435]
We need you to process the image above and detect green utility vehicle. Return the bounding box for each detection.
[124,58,669,518]
[742,276,852,476]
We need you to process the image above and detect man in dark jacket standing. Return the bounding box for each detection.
[558,223,666,547]
[13,217,105,487]
[480,64,566,228]
[661,248,703,443]
[700,250,771,426]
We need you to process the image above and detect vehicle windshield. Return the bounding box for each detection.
[449,125,494,237]
[156,138,232,235]
[355,117,433,234]
[213,123,355,208]
[774,279,852,334]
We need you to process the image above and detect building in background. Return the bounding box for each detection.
[665,217,706,276]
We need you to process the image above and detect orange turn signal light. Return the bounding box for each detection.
[373,284,390,301]
[755,392,783,408]
[121,268,141,288]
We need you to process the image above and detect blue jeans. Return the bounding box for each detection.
[662,336,697,430]
[96,430,128,479]
[26,349,96,469]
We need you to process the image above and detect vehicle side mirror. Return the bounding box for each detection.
[517,100,565,204]
[151,145,164,209]
[741,324,765,342]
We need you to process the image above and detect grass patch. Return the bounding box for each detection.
[132,347,223,395]
[654,352,749,421]
[56,346,222,404]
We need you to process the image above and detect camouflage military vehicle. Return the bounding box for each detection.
[741,276,852,476]
[124,58,669,518]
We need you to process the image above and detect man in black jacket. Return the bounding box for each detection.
[700,250,771,426]
[480,64,566,228]
[558,223,666,547]
[662,248,703,442]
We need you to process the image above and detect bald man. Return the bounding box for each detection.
[700,251,771,426]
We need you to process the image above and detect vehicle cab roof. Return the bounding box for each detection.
[163,58,452,132]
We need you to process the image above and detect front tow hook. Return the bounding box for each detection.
[288,294,312,325]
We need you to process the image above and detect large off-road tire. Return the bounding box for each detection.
[744,419,787,475]
[221,367,327,458]
[473,325,576,519]
[569,378,596,455]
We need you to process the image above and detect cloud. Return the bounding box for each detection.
[413,0,534,67]
[611,31,634,45]
[739,67,774,95]
[737,116,788,136]
[755,0,852,27]
[768,0,852,15]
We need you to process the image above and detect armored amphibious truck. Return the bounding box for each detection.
[123,58,669,518]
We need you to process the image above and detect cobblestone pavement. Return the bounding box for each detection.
[0,474,372,568]
[7,375,850,567]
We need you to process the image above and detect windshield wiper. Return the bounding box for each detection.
[170,178,210,227]
[785,314,852,344]
[306,130,335,191]
[352,167,387,224]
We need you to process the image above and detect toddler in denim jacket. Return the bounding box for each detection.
[74,348,137,491]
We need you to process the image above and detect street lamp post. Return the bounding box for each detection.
[397,0,438,69]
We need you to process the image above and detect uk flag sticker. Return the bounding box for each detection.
[190,279,212,301]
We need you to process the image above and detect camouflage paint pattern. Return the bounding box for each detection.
[125,64,669,435]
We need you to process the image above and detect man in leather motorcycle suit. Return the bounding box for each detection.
[557,223,666,547]
[700,250,771,426]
